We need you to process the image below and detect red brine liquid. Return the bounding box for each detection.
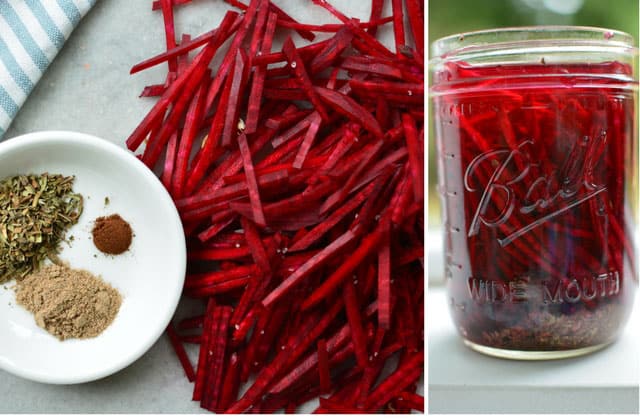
[434,61,637,351]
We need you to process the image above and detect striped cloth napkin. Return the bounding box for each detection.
[0,0,97,139]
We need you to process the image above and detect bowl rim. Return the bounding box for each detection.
[0,130,187,385]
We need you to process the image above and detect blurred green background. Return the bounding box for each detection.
[427,0,640,226]
[429,0,639,44]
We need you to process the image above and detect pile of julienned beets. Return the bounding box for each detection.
[127,0,424,414]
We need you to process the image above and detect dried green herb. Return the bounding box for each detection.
[0,173,83,283]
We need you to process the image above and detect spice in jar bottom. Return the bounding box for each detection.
[435,60,637,352]
[478,303,625,351]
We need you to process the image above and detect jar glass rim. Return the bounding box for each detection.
[431,26,635,59]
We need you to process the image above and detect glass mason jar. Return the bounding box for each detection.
[431,27,638,360]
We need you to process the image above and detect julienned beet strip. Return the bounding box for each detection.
[201,306,232,411]
[131,0,423,413]
[166,323,196,382]
[317,338,331,394]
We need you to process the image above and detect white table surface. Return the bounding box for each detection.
[428,286,640,414]
[0,0,402,414]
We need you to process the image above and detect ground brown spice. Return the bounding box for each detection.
[92,214,133,255]
[16,264,122,340]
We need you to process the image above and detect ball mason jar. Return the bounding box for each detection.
[430,27,638,360]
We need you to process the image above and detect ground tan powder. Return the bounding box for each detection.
[15,264,122,340]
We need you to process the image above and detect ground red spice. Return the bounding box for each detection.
[92,214,133,255]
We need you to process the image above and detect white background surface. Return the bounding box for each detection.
[0,0,408,414]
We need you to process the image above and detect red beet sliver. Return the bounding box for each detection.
[317,338,331,394]
[166,323,196,382]
[127,0,423,413]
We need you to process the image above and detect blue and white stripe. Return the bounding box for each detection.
[0,0,95,138]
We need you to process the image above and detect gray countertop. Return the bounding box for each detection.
[0,0,403,414]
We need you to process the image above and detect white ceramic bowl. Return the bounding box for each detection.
[0,131,186,384]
